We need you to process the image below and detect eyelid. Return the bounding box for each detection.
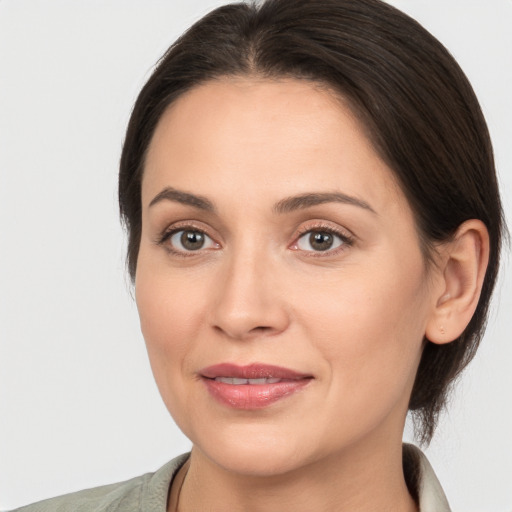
[155,221,221,255]
[289,221,355,255]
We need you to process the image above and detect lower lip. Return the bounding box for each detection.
[202,379,311,409]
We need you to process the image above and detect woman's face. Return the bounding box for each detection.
[136,78,438,475]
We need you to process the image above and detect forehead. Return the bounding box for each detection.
[143,77,405,214]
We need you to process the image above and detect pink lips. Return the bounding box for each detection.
[200,363,312,409]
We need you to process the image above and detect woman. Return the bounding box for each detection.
[6,0,507,510]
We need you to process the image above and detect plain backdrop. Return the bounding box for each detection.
[0,1,511,510]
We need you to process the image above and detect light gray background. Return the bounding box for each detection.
[0,1,511,510]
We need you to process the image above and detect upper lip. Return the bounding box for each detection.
[200,363,312,380]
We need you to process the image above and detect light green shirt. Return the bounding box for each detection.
[10,444,450,512]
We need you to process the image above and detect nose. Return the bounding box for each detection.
[209,246,290,340]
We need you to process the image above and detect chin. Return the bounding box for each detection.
[188,420,328,477]
[186,424,304,477]
[201,443,306,477]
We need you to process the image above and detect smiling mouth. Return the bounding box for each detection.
[200,363,313,409]
[213,377,283,384]
[200,362,312,380]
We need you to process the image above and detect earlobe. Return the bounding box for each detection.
[425,219,490,345]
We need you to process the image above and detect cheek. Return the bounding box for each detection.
[135,242,211,341]
[136,274,195,355]
[297,258,428,420]
[134,258,210,407]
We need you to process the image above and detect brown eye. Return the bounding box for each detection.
[296,230,345,252]
[181,231,205,250]
[309,232,334,251]
[168,229,217,252]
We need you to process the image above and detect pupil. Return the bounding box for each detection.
[310,232,333,251]
[181,231,204,250]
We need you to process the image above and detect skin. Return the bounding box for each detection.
[135,78,488,512]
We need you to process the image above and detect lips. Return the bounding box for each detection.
[200,363,313,409]
[214,377,282,384]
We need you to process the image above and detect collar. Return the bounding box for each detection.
[403,443,452,512]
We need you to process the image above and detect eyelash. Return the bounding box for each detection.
[156,222,218,258]
[156,222,355,257]
[292,223,355,257]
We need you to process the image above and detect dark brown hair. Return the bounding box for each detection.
[119,0,505,444]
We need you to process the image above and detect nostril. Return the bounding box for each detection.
[251,326,272,332]
[212,323,282,340]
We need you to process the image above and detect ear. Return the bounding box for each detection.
[425,219,490,345]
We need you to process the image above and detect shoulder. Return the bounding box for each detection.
[11,476,145,512]
[9,454,190,512]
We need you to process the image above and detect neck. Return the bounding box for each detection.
[174,438,418,512]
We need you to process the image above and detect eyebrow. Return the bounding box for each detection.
[149,187,215,212]
[149,187,376,215]
[273,192,377,215]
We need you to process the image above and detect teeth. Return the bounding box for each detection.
[214,377,282,385]
[250,378,267,384]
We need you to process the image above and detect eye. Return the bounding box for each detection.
[167,229,218,253]
[295,229,350,253]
